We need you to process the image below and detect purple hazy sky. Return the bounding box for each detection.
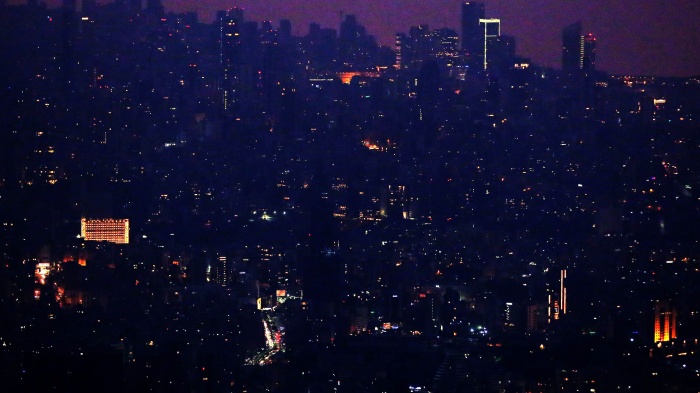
[38,0,700,76]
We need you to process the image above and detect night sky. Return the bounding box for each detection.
[40,0,700,77]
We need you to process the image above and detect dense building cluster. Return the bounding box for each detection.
[1,1,700,392]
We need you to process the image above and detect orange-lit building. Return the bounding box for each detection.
[35,262,54,285]
[336,71,381,84]
[654,301,677,343]
[81,218,130,244]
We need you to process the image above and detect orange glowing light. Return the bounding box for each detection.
[81,218,129,244]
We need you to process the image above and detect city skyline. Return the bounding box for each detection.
[23,0,700,77]
[3,0,700,390]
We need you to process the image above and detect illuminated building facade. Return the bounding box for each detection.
[563,22,596,72]
[81,218,130,244]
[217,255,228,286]
[478,18,500,70]
[395,33,405,69]
[548,269,567,322]
[35,262,52,285]
[560,269,567,315]
[654,301,677,343]
[396,27,460,73]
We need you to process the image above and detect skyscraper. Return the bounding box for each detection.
[395,33,406,69]
[563,22,596,73]
[562,22,583,72]
[461,2,485,66]
[279,19,292,46]
[654,301,677,343]
[478,18,500,70]
[218,8,244,112]
[583,33,596,71]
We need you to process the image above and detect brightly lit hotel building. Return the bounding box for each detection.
[80,218,130,244]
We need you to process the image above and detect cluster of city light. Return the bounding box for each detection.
[80,218,130,244]
[35,262,51,285]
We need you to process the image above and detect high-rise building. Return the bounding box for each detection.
[562,22,583,72]
[396,26,460,72]
[81,218,130,244]
[339,14,360,67]
[461,2,485,65]
[432,28,460,62]
[279,19,292,45]
[218,8,244,112]
[395,33,406,69]
[339,14,377,69]
[654,301,677,343]
[583,33,596,71]
[563,22,596,73]
[478,18,500,70]
[560,269,567,315]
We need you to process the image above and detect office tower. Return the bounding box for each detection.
[396,27,460,73]
[218,9,243,112]
[461,2,485,64]
[307,23,337,72]
[563,21,584,72]
[432,27,460,63]
[338,14,379,69]
[654,301,677,343]
[478,18,500,70]
[81,218,130,244]
[402,24,431,71]
[339,14,361,67]
[583,33,596,71]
